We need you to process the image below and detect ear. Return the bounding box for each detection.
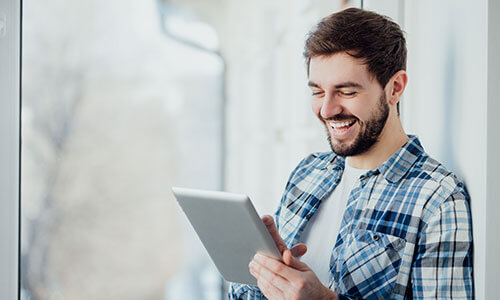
[386,70,408,106]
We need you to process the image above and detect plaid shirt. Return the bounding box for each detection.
[229,135,474,299]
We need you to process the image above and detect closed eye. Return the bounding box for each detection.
[339,91,357,97]
[311,89,324,96]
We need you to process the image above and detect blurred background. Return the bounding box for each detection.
[19,0,490,299]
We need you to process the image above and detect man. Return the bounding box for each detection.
[229,7,474,300]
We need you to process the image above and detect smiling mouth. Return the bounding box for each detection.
[328,119,356,130]
[326,119,357,140]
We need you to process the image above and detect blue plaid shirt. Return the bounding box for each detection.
[229,135,474,299]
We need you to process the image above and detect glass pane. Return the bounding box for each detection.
[21,0,223,299]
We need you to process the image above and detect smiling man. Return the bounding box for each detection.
[229,8,474,300]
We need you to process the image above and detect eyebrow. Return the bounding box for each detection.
[307,81,364,89]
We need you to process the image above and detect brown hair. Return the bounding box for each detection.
[304,8,407,112]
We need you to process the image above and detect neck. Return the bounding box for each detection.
[348,112,409,170]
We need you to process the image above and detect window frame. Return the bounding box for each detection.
[0,0,21,299]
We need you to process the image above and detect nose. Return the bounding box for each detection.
[320,93,344,120]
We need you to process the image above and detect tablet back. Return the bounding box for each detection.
[172,187,281,285]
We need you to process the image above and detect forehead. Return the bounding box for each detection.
[308,53,375,87]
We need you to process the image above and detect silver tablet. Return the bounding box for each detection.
[172,187,281,285]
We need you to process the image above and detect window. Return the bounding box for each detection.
[21,0,223,298]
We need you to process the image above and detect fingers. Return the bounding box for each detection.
[256,276,284,300]
[251,253,312,298]
[290,243,307,258]
[249,258,287,298]
[262,215,288,254]
[252,253,298,279]
[283,249,311,272]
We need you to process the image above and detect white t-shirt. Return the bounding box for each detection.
[300,158,368,285]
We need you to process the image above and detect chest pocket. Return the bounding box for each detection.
[337,229,406,300]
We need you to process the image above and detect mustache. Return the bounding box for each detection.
[322,114,358,122]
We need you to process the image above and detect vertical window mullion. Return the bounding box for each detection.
[0,0,20,299]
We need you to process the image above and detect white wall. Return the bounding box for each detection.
[0,0,20,299]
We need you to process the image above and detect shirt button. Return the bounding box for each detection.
[373,234,380,241]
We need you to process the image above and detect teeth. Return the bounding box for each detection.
[329,120,355,129]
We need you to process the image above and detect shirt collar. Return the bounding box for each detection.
[320,135,424,184]
[315,153,344,171]
[375,135,424,183]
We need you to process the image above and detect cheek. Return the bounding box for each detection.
[346,99,371,120]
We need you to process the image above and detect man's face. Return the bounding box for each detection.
[308,53,389,157]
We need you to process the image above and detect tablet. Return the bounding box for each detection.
[172,187,281,285]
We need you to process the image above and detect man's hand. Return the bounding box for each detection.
[249,249,337,300]
[250,215,338,300]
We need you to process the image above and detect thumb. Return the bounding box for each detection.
[283,249,310,272]
[290,243,307,258]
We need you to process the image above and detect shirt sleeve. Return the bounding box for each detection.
[228,282,266,300]
[411,191,474,299]
[229,282,356,300]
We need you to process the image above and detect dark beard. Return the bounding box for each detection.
[326,93,389,157]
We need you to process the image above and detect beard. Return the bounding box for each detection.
[324,93,389,157]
